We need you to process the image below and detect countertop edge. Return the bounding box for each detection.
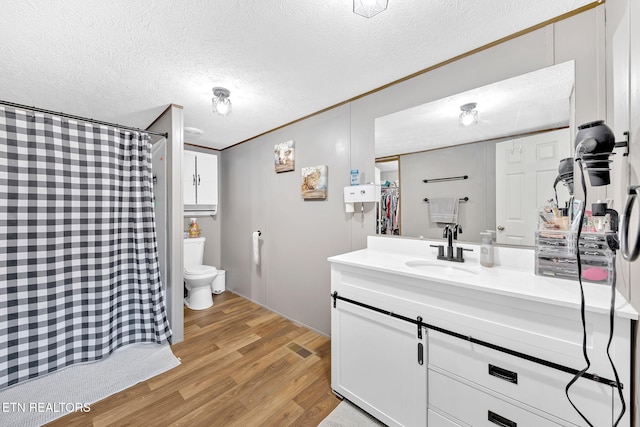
[328,251,639,321]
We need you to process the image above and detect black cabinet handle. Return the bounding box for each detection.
[489,364,518,384]
[417,343,423,365]
[488,410,517,427]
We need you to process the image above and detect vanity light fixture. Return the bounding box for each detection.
[212,87,232,117]
[459,102,478,127]
[353,0,388,18]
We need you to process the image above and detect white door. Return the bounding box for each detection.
[196,152,218,205]
[332,300,427,427]
[183,151,197,205]
[495,129,571,245]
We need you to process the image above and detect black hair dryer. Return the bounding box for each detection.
[574,120,616,186]
[554,157,574,194]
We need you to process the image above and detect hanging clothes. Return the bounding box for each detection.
[379,188,400,235]
[0,106,172,390]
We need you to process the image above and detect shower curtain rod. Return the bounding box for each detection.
[0,99,169,138]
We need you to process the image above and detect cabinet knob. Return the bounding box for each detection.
[497,225,505,231]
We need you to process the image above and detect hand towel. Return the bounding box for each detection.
[429,198,459,223]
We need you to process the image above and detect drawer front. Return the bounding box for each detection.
[428,409,463,427]
[429,369,561,427]
[428,330,612,426]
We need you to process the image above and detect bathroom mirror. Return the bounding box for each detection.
[374,61,575,246]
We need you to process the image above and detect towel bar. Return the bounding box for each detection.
[423,197,469,203]
[422,175,468,183]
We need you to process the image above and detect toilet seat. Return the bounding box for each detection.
[184,265,218,279]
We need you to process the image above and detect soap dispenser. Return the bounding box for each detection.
[188,218,201,238]
[480,232,494,267]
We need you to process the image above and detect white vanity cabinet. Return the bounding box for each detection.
[427,331,614,426]
[183,150,218,207]
[329,237,636,427]
[332,297,427,427]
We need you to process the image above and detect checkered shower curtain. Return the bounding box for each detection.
[0,106,172,389]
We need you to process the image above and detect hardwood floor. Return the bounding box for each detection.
[46,292,340,426]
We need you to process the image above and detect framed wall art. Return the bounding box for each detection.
[301,165,328,199]
[274,140,295,173]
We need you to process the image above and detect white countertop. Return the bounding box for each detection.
[328,236,638,320]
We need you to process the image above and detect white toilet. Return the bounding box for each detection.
[183,237,218,310]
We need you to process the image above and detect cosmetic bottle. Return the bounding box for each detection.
[480,232,494,267]
[591,201,607,232]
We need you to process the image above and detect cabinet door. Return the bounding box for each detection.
[196,152,218,205]
[183,151,197,205]
[332,300,427,427]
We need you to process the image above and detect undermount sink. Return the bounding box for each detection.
[405,259,479,276]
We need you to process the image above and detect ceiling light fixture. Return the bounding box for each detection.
[459,103,478,127]
[212,87,232,117]
[353,0,388,18]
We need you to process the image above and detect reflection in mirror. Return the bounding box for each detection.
[375,158,400,235]
[374,61,575,246]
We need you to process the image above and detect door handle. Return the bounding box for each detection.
[197,174,201,185]
[417,343,423,365]
[192,174,196,186]
[497,225,505,231]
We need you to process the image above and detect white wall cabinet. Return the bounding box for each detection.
[183,150,218,209]
[332,299,427,427]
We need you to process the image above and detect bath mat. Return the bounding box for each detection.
[0,342,180,427]
[318,399,386,427]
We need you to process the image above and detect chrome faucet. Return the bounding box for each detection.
[430,223,472,263]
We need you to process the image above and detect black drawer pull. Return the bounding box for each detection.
[488,410,517,427]
[489,364,518,384]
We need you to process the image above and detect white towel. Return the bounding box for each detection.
[429,198,459,223]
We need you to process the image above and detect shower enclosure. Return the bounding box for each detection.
[0,104,172,389]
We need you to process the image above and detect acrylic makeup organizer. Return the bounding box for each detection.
[535,230,614,286]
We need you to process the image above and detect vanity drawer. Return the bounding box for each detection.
[428,409,463,427]
[428,330,612,426]
[429,369,561,426]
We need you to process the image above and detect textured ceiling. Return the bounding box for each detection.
[0,0,594,150]
[375,61,575,158]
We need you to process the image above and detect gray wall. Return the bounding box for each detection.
[221,8,605,335]
[400,141,495,240]
[221,105,351,335]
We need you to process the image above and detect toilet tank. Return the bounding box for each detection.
[184,237,205,267]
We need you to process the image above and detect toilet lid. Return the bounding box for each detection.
[184,265,218,275]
